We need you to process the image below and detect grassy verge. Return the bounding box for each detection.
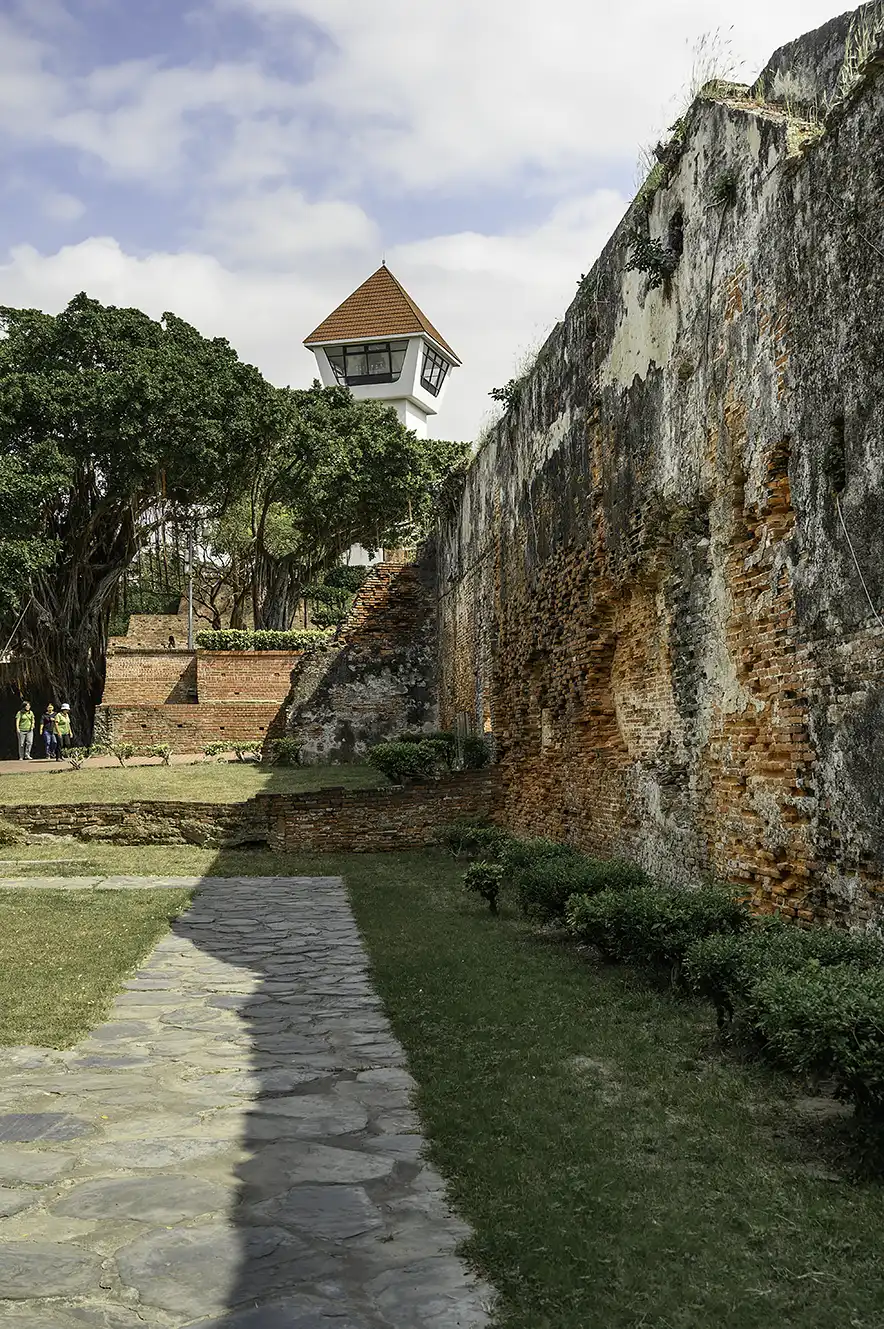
[0,887,192,1046]
[3,845,884,1326]
[0,761,381,805]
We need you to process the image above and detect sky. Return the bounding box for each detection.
[0,0,851,441]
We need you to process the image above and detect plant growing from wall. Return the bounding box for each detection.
[626,225,681,289]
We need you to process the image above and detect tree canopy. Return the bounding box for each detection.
[0,293,469,736]
[0,293,277,732]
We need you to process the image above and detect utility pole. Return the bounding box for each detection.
[187,525,194,650]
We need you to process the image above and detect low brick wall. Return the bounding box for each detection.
[0,772,501,852]
[264,771,500,852]
[94,703,286,752]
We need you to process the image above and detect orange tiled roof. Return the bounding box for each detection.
[304,265,460,363]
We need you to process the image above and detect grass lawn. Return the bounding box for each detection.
[0,886,192,1046]
[0,760,382,805]
[3,844,884,1326]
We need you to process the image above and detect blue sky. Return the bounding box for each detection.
[0,0,850,439]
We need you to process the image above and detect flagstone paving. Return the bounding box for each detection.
[0,877,493,1328]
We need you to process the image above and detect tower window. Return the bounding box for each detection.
[325,341,408,386]
[420,345,450,396]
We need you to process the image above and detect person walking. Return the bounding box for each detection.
[40,704,59,761]
[56,703,74,757]
[15,701,35,760]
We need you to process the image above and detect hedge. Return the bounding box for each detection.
[195,629,332,651]
[566,886,750,970]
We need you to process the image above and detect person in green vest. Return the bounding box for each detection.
[15,701,35,761]
[55,703,73,757]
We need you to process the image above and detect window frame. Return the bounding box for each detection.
[325,340,408,387]
[420,343,450,397]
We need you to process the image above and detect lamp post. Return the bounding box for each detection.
[187,526,194,650]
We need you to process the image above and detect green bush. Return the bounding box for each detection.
[203,741,230,760]
[501,837,577,873]
[269,737,302,767]
[398,731,457,767]
[748,965,884,1120]
[460,736,491,769]
[195,629,332,652]
[513,853,602,924]
[233,741,264,762]
[65,746,91,771]
[310,603,348,628]
[684,921,884,1027]
[566,886,750,972]
[366,741,436,784]
[136,743,172,766]
[324,565,369,593]
[109,742,137,768]
[438,817,511,860]
[464,861,505,915]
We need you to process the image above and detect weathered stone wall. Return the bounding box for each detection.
[436,8,884,928]
[0,771,500,852]
[290,554,439,764]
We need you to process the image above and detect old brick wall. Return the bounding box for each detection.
[197,652,304,702]
[98,703,286,749]
[96,650,298,751]
[101,652,197,705]
[436,11,884,928]
[290,553,439,763]
[1,771,500,852]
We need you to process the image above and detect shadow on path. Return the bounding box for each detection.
[112,876,492,1328]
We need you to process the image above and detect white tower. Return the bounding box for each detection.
[304,264,461,440]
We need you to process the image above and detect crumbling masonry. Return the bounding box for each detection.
[435,7,884,928]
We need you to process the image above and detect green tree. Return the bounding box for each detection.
[235,384,468,629]
[0,293,278,737]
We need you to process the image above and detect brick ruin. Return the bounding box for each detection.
[96,556,437,756]
[434,8,884,928]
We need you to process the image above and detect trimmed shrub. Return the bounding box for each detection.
[65,746,91,771]
[748,965,884,1120]
[204,741,230,760]
[109,742,137,768]
[269,737,302,767]
[566,885,750,971]
[233,741,264,763]
[513,853,606,924]
[438,817,511,860]
[195,629,332,652]
[464,861,505,915]
[366,741,436,784]
[399,731,458,767]
[136,743,172,766]
[684,921,884,1027]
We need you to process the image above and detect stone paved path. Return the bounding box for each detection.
[0,877,493,1327]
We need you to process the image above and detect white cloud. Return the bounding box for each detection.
[0,16,66,136]
[0,185,627,441]
[221,0,850,189]
[42,191,86,222]
[201,187,379,265]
